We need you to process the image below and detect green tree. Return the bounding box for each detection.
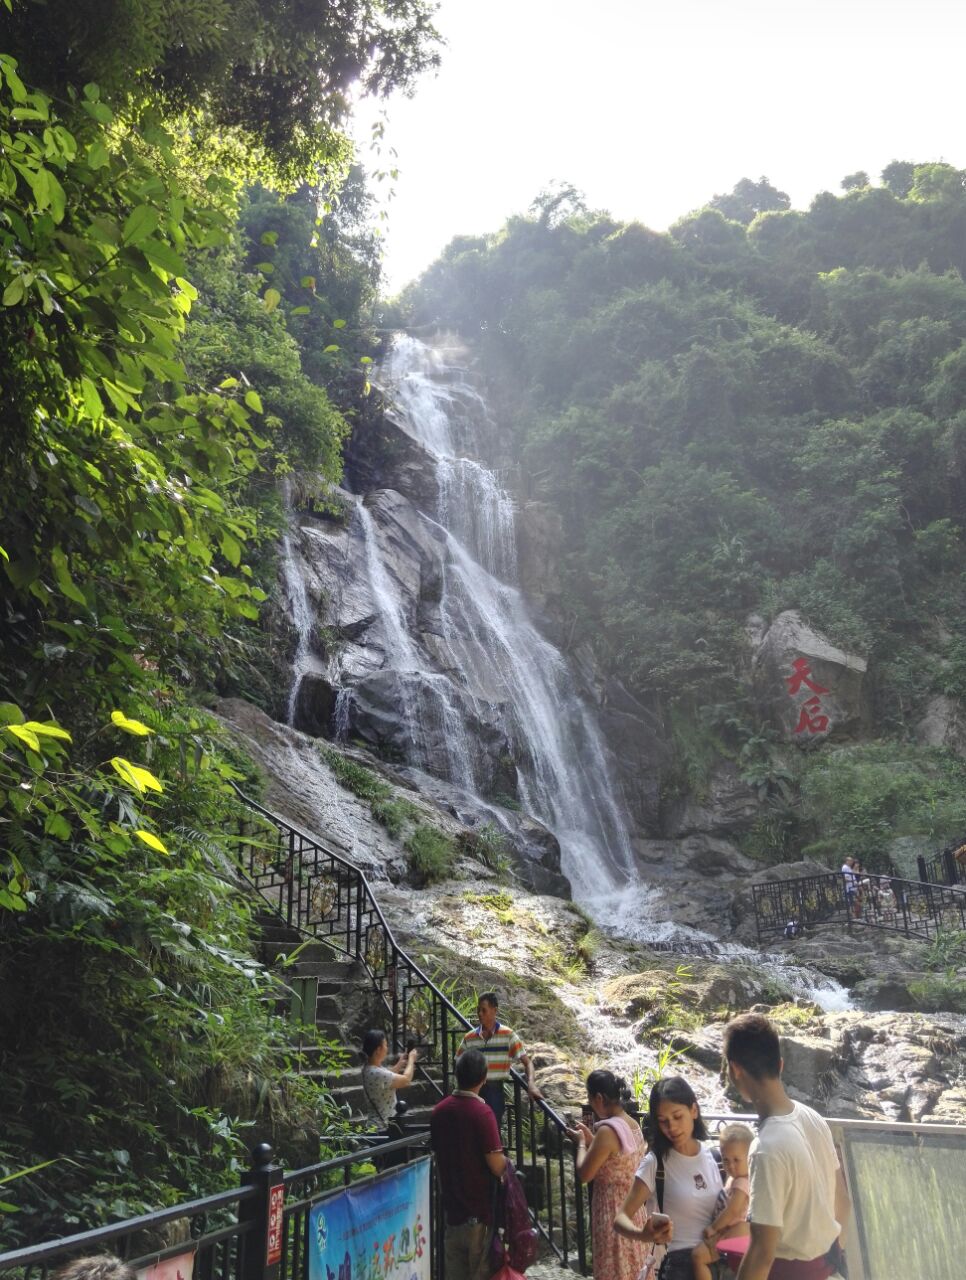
[4,0,440,182]
[709,176,790,224]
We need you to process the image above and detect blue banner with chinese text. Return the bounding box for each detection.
[308,1157,430,1280]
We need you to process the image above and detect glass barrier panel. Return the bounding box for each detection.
[843,1128,966,1280]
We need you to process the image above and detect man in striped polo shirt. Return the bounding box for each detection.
[455,991,543,1131]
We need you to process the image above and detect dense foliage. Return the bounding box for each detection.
[3,0,439,183]
[406,171,966,718]
[0,0,437,1239]
[404,168,966,866]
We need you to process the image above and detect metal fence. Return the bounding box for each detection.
[0,1140,436,1280]
[231,789,591,1273]
[752,870,966,943]
[917,844,966,890]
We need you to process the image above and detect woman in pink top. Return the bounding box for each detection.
[567,1070,656,1280]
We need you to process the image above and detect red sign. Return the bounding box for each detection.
[266,1182,285,1266]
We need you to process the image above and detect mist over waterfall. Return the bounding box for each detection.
[288,334,638,901]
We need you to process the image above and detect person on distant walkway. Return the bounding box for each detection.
[615,1075,721,1280]
[841,857,858,918]
[723,1013,850,1280]
[692,1121,754,1280]
[361,1028,418,1135]
[455,991,542,1130]
[876,877,896,923]
[52,1260,134,1280]
[566,1069,655,1280]
[430,1048,507,1280]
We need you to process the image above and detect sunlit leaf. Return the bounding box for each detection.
[110,757,163,794]
[5,724,40,752]
[22,720,72,742]
[110,710,154,737]
[122,204,161,244]
[135,829,169,854]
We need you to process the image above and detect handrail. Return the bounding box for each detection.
[0,1186,257,1271]
[0,1140,437,1280]
[917,844,966,889]
[229,784,591,1273]
[752,868,966,943]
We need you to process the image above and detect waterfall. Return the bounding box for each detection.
[371,335,638,899]
[279,482,318,726]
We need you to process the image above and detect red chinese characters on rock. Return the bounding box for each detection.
[785,658,831,735]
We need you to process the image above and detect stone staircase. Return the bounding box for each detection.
[254,912,442,1129]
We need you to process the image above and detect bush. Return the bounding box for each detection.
[404,826,457,884]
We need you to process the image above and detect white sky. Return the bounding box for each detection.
[353,0,965,291]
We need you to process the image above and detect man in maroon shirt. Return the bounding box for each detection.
[430,1048,507,1280]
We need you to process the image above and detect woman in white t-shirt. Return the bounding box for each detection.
[360,1029,418,1132]
[615,1076,723,1280]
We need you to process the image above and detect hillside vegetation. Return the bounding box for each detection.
[0,1,438,1241]
[405,170,966,864]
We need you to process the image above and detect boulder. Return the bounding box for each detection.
[778,1032,838,1100]
[914,694,966,756]
[752,610,869,742]
[600,971,669,1020]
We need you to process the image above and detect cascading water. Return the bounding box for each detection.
[368,335,637,900]
[279,481,319,726]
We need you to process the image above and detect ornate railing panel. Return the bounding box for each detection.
[753,870,966,943]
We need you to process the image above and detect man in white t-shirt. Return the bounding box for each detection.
[723,1014,851,1280]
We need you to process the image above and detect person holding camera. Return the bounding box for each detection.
[361,1028,418,1140]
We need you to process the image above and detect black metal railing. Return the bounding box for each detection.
[231,788,591,1274]
[753,870,966,943]
[917,844,966,890]
[0,1141,436,1280]
[0,1172,259,1280]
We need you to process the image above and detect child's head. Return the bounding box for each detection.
[718,1121,754,1179]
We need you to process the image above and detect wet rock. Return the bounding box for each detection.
[293,672,338,737]
[669,1026,725,1070]
[667,763,761,838]
[515,500,564,616]
[391,766,571,899]
[778,1032,838,1100]
[752,610,870,742]
[852,976,918,1012]
[344,410,440,506]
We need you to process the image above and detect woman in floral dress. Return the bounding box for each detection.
[568,1069,661,1280]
